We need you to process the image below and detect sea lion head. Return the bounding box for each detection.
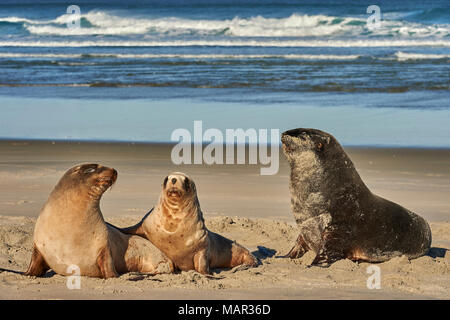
[55,163,118,200]
[161,172,196,204]
[281,128,343,164]
[281,128,362,194]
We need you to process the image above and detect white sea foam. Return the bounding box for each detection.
[24,12,354,36]
[1,11,447,38]
[0,39,448,48]
[0,16,51,24]
[394,51,450,60]
[0,53,81,58]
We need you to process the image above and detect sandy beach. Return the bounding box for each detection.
[0,140,449,299]
[1,0,449,303]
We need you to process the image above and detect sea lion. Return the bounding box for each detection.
[24,164,174,278]
[120,172,259,274]
[281,128,432,265]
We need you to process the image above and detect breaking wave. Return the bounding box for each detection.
[1,11,448,38]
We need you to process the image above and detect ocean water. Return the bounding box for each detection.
[0,0,449,145]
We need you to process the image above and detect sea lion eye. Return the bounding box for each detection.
[183,177,190,192]
[84,167,96,174]
[163,176,168,188]
[316,142,324,152]
[297,131,308,141]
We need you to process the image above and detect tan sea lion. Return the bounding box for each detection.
[281,128,432,265]
[120,172,259,274]
[25,164,174,278]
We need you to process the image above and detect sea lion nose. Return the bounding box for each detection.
[171,178,177,185]
[111,169,118,182]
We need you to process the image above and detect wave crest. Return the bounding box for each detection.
[1,39,449,47]
[0,11,448,38]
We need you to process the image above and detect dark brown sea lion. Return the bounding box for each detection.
[120,172,259,274]
[281,128,432,265]
[25,164,174,278]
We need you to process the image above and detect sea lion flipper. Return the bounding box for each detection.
[24,244,50,277]
[97,246,119,279]
[119,208,153,239]
[231,244,260,269]
[229,257,260,273]
[284,234,310,259]
[193,250,211,275]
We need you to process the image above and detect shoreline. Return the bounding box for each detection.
[2,138,450,150]
[1,96,450,148]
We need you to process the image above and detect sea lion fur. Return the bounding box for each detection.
[120,172,259,274]
[25,164,174,278]
[281,128,432,265]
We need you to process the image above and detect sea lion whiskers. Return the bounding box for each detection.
[86,167,117,200]
[160,173,198,214]
[163,195,200,219]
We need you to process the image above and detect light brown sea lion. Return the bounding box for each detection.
[281,128,432,265]
[120,172,259,274]
[24,164,174,278]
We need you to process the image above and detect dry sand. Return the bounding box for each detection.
[0,141,449,299]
